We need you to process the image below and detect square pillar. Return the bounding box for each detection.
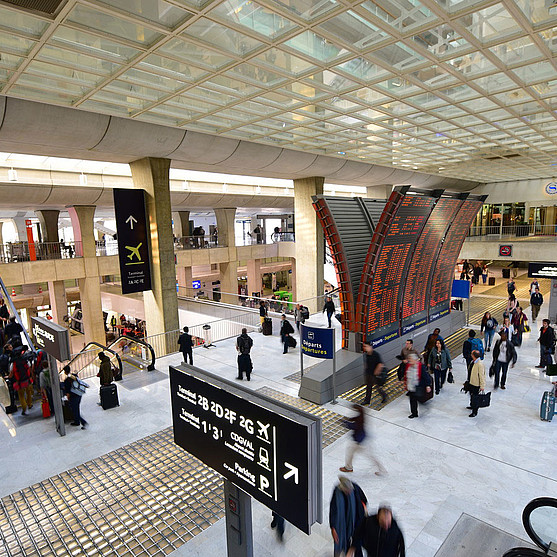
[48,280,68,326]
[130,158,179,340]
[294,177,324,313]
[219,261,238,304]
[247,259,261,296]
[68,205,96,257]
[176,266,193,297]
[78,277,105,347]
[290,257,297,300]
[214,208,236,247]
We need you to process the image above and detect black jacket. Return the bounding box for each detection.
[539,326,556,348]
[492,339,517,365]
[4,321,23,340]
[352,514,405,557]
[531,292,543,306]
[236,334,253,355]
[323,300,335,314]
[280,320,294,336]
[178,333,193,351]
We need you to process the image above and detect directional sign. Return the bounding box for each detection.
[31,316,70,362]
[529,262,557,279]
[113,188,152,294]
[301,325,334,359]
[170,365,322,534]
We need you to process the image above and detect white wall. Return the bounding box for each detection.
[472,178,557,205]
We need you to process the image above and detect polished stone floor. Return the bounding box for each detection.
[1,272,556,556]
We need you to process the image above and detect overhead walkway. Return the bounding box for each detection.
[339,275,550,410]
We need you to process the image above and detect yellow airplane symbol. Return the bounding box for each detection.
[125,243,142,262]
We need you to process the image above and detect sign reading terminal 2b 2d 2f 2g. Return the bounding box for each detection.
[113,188,152,294]
[170,365,322,534]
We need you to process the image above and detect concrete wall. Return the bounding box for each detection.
[472,178,557,206]
[460,239,557,262]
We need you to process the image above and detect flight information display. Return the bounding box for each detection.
[429,199,483,314]
[401,198,462,332]
[365,195,435,344]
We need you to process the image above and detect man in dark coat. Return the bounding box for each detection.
[362,342,386,405]
[97,352,113,386]
[236,328,253,380]
[279,315,294,354]
[178,326,194,365]
[330,476,367,557]
[323,296,336,328]
[348,506,405,557]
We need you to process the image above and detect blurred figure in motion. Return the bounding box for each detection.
[348,505,405,557]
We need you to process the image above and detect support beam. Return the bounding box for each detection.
[67,205,96,258]
[176,266,193,297]
[247,259,261,297]
[130,158,179,341]
[219,261,238,304]
[173,210,190,238]
[214,208,236,247]
[294,177,324,313]
[366,185,392,199]
[35,210,60,243]
[48,280,68,326]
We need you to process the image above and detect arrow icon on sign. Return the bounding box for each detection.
[126,215,138,229]
[283,462,299,484]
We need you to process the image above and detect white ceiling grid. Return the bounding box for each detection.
[0,0,556,182]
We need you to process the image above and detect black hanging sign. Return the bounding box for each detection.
[113,188,152,294]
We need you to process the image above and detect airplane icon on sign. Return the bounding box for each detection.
[125,243,143,264]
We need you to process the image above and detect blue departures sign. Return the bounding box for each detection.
[301,325,334,359]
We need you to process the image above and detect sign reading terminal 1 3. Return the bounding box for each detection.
[170,366,322,534]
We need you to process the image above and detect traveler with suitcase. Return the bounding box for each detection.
[280,315,295,354]
[63,366,89,428]
[259,300,268,328]
[236,328,253,381]
[97,352,119,410]
[536,319,556,370]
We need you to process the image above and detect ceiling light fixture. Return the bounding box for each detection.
[255,185,261,194]
[183,180,189,191]
[8,168,17,181]
[222,183,228,193]
[79,173,87,186]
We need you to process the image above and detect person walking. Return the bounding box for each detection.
[511,306,528,347]
[480,312,498,352]
[463,330,483,370]
[481,263,488,285]
[38,360,53,414]
[536,319,556,369]
[428,339,452,395]
[110,315,117,333]
[396,339,420,380]
[236,328,253,380]
[178,326,194,365]
[468,350,486,417]
[63,366,89,429]
[259,300,268,328]
[505,294,518,319]
[498,316,514,340]
[329,476,367,557]
[280,315,294,354]
[348,506,405,557]
[507,278,516,296]
[511,261,520,278]
[270,512,285,542]
[4,316,23,347]
[423,328,443,366]
[530,279,540,295]
[9,347,34,415]
[530,288,543,322]
[362,342,386,405]
[404,353,432,418]
[294,304,303,331]
[323,296,336,328]
[491,331,517,389]
[340,404,386,476]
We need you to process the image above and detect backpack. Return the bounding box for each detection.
[13,358,31,383]
[0,353,10,375]
[300,306,310,320]
[237,335,253,355]
[470,337,484,359]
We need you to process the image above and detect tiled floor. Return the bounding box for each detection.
[1,272,556,557]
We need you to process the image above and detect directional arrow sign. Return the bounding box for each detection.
[126,215,138,229]
[283,462,299,484]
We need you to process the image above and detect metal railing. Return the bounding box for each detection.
[174,235,221,250]
[144,311,260,359]
[65,342,123,381]
[237,232,295,246]
[95,239,119,257]
[467,224,557,240]
[0,241,82,263]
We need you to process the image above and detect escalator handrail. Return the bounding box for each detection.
[64,341,123,378]
[109,334,156,371]
[522,497,557,553]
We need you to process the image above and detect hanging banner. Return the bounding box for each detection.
[113,188,152,294]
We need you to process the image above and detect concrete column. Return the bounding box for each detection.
[219,261,238,304]
[35,210,60,243]
[247,259,261,296]
[173,211,190,238]
[214,208,236,247]
[176,266,193,297]
[67,205,96,257]
[130,158,179,340]
[68,205,105,345]
[48,280,68,326]
[12,216,27,241]
[25,307,38,335]
[366,185,392,199]
[294,177,324,313]
[290,257,297,300]
[78,277,105,347]
[0,221,3,245]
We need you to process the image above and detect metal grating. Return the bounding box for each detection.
[3,0,64,15]
[0,428,224,557]
[255,387,346,449]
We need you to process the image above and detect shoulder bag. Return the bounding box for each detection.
[471,391,491,408]
[70,378,90,397]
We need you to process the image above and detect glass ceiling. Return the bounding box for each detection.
[0,0,556,182]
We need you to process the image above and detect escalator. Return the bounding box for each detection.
[0,276,36,352]
[503,497,557,557]
[66,335,155,381]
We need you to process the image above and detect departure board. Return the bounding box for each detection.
[429,199,482,312]
[365,195,435,344]
[401,198,462,332]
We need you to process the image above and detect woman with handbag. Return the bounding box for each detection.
[511,307,528,347]
[491,331,517,389]
[468,350,486,417]
[63,365,89,429]
[428,339,452,395]
[480,312,498,353]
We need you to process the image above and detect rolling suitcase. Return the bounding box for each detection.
[262,317,273,336]
[540,391,556,422]
[488,277,495,285]
[100,384,119,410]
[287,335,297,348]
